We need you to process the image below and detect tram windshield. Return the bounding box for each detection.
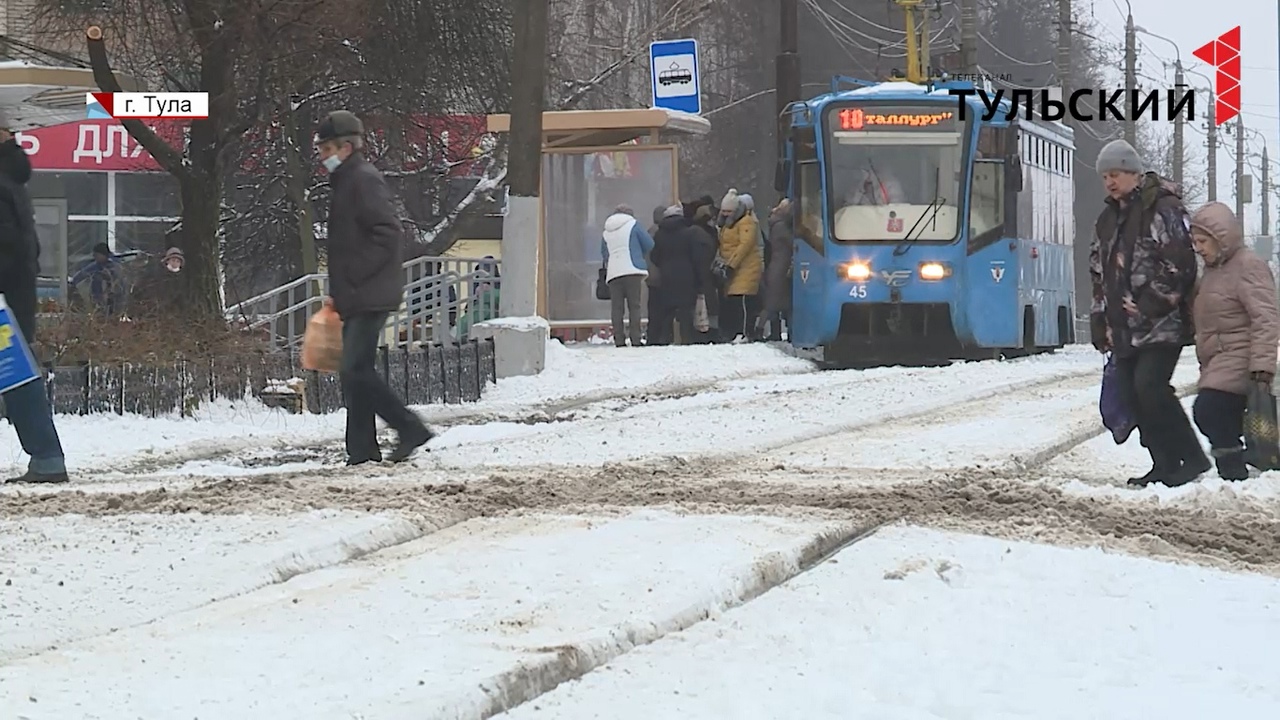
[824,104,965,242]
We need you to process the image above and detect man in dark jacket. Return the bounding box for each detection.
[1089,139,1209,487]
[319,110,432,465]
[0,119,67,483]
[69,242,123,315]
[648,205,701,344]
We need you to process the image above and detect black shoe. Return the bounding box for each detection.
[5,470,69,484]
[1127,446,1177,487]
[388,424,434,463]
[346,456,382,467]
[1127,466,1166,487]
[1161,454,1212,487]
[1213,449,1249,481]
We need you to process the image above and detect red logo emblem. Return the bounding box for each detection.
[886,217,904,232]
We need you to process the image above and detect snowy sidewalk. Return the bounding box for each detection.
[0,510,859,719]
[1,342,812,479]
[498,525,1280,719]
[0,510,432,663]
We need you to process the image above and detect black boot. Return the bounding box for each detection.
[1128,446,1176,487]
[1213,447,1249,481]
[4,470,69,484]
[388,422,434,463]
[1161,420,1212,487]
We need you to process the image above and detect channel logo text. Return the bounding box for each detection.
[947,88,1195,123]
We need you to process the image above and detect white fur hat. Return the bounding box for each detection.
[720,188,739,210]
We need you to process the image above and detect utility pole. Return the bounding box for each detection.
[1263,143,1271,236]
[1124,12,1136,145]
[1207,94,1217,201]
[501,0,549,317]
[1055,0,1072,95]
[777,0,800,163]
[1172,60,1184,188]
[960,0,978,73]
[1236,117,1247,221]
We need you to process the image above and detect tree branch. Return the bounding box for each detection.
[85,26,189,180]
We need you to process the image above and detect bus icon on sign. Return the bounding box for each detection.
[658,63,693,86]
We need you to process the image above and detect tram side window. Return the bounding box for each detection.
[796,161,824,253]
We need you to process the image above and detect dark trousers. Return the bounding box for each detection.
[1193,389,1247,453]
[2,270,65,475]
[339,311,420,462]
[648,301,695,346]
[720,294,752,341]
[608,275,643,346]
[1113,345,1202,465]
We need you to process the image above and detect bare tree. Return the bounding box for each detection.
[35,0,358,320]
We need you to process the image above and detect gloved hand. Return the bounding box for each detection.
[1251,371,1274,385]
[1090,313,1109,353]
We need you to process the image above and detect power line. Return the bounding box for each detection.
[978,33,1054,67]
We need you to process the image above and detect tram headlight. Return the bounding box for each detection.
[842,262,871,281]
[918,262,950,280]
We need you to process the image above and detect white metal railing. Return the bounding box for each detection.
[225,256,501,351]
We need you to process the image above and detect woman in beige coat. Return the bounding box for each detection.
[1189,201,1280,480]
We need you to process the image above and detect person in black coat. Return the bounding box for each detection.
[647,205,702,345]
[319,110,432,465]
[0,119,68,484]
[684,195,720,343]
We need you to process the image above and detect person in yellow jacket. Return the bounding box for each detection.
[715,188,763,342]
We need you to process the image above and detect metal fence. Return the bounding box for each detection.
[37,339,496,416]
[226,256,503,351]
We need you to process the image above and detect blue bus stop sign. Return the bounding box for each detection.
[650,38,701,115]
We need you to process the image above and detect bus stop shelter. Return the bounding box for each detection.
[486,108,710,336]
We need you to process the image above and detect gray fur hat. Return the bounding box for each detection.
[1096,139,1144,175]
[663,204,683,218]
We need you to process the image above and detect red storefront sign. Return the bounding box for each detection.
[13,116,492,174]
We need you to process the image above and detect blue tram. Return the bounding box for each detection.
[778,78,1077,366]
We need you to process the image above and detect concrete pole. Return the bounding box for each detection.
[501,0,549,318]
[1172,61,1184,188]
[1207,95,1217,201]
[960,0,978,73]
[1124,13,1136,145]
[1237,117,1247,221]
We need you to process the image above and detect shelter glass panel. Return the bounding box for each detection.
[541,147,676,323]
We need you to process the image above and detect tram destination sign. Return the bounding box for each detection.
[831,106,957,132]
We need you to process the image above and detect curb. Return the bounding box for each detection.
[456,519,881,720]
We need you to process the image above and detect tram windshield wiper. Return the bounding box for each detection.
[893,166,943,257]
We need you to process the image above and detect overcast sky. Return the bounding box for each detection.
[1097,0,1277,232]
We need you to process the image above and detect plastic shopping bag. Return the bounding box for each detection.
[1243,380,1280,471]
[301,305,343,372]
[694,295,711,332]
[1100,353,1136,444]
[0,294,41,395]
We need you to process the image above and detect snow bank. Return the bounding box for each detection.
[0,511,858,718]
[499,525,1280,718]
[479,339,814,409]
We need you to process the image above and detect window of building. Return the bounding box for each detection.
[115,172,181,217]
[32,170,181,277]
[29,171,108,215]
[67,220,109,273]
[115,221,174,255]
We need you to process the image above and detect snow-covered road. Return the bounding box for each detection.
[4,341,1280,719]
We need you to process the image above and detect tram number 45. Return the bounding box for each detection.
[848,285,867,298]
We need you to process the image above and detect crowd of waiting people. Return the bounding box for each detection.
[600,190,794,347]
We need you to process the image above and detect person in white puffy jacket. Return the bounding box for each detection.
[600,204,654,347]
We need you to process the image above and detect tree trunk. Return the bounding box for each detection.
[283,106,318,276]
[178,173,227,322]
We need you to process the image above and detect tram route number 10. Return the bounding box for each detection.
[848,285,867,298]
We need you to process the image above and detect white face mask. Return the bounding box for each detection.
[322,155,342,173]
